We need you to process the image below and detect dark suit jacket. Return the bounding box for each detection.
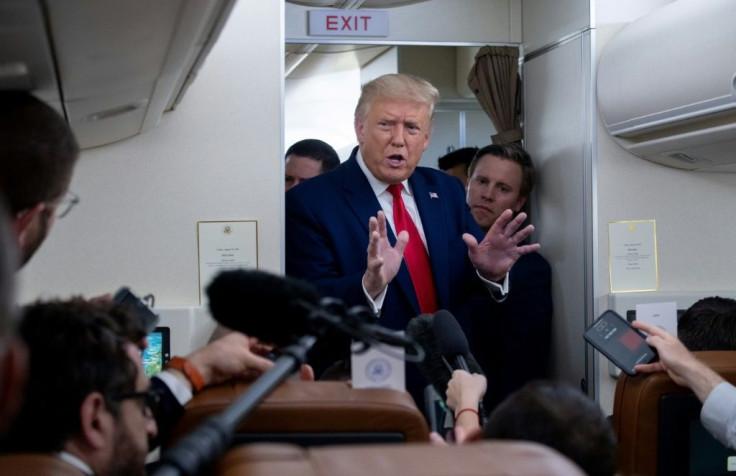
[470,251,553,412]
[285,147,492,407]
[151,376,185,449]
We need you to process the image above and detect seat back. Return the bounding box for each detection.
[612,351,736,475]
[213,441,585,476]
[165,380,430,449]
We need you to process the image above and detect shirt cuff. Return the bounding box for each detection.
[157,369,194,406]
[476,270,509,302]
[701,381,736,448]
[362,281,386,318]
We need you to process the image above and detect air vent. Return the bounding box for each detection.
[667,152,705,164]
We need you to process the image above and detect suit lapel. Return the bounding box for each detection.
[341,153,382,237]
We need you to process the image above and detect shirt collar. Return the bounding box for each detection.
[58,451,94,475]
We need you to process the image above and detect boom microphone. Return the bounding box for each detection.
[206,269,321,347]
[406,311,483,401]
[206,269,421,354]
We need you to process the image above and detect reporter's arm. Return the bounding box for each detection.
[701,381,736,449]
[446,370,486,437]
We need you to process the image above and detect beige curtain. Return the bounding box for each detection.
[467,45,522,145]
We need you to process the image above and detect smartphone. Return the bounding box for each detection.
[584,310,657,376]
[142,326,171,377]
[113,287,159,334]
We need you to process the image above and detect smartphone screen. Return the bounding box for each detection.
[142,326,170,377]
[584,310,657,375]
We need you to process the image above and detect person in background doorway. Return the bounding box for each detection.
[437,146,477,188]
[285,138,340,192]
[465,143,553,411]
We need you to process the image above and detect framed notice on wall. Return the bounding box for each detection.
[197,220,258,304]
[608,219,658,293]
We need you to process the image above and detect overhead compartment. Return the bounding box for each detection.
[0,0,235,149]
[597,0,736,171]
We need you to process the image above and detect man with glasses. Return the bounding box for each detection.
[0,91,80,266]
[0,298,157,475]
[0,90,285,451]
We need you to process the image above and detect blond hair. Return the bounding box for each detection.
[354,73,440,123]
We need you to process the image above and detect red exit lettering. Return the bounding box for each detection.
[325,14,373,32]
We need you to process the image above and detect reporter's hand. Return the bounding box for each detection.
[446,370,487,411]
[633,320,724,402]
[187,331,274,386]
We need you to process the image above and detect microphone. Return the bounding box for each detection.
[432,309,487,425]
[406,311,483,402]
[434,309,472,372]
[206,268,321,347]
[206,269,422,357]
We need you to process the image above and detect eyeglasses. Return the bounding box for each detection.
[112,388,161,419]
[54,190,79,219]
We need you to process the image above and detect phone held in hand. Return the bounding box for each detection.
[584,310,657,376]
[113,287,159,334]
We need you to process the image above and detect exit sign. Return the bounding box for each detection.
[308,10,388,37]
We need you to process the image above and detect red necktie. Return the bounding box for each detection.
[388,184,438,313]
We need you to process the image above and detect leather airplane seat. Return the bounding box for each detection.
[165,380,430,449]
[612,351,736,475]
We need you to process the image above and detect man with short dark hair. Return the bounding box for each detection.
[1,298,157,475]
[285,138,340,192]
[465,143,552,410]
[0,91,80,266]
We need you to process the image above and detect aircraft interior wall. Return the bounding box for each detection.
[17,0,285,355]
[8,0,736,419]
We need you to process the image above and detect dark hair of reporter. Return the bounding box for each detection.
[678,296,736,351]
[0,298,141,453]
[0,91,79,214]
[482,380,617,476]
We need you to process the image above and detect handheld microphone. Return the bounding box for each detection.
[434,309,472,372]
[406,311,483,401]
[433,309,487,424]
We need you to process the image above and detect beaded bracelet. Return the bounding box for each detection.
[454,407,480,424]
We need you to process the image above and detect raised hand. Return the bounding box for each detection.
[463,209,541,282]
[363,210,408,299]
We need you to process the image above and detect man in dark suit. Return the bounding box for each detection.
[464,144,553,411]
[285,74,540,406]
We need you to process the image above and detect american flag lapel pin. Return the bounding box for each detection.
[429,192,438,199]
